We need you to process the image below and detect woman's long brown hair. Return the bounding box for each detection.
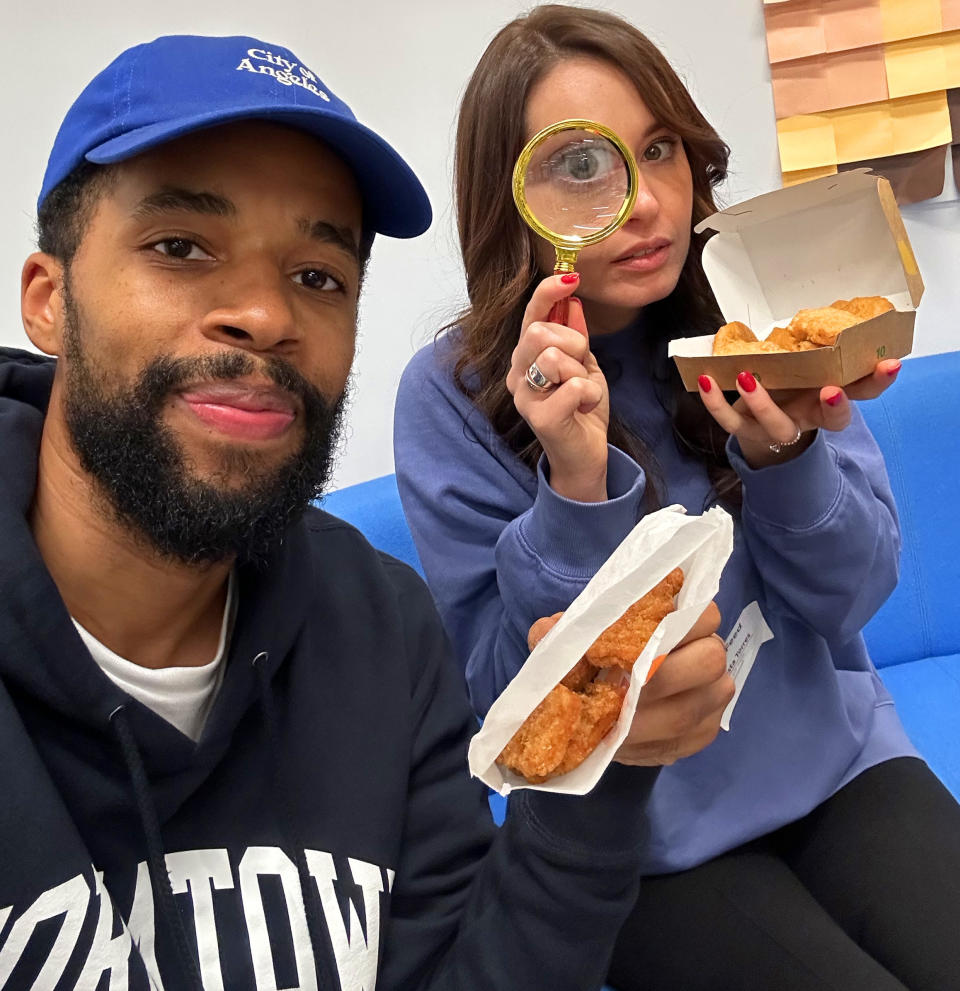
[446,4,741,508]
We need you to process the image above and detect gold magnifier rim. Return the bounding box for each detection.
[512,118,640,251]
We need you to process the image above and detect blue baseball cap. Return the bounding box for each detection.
[38,34,432,239]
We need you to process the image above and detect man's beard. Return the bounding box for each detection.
[61,291,347,567]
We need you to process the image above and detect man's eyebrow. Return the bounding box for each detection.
[131,187,237,220]
[298,218,361,263]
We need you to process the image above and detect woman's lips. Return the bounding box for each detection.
[612,240,672,273]
[178,385,297,441]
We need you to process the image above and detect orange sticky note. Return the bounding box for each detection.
[777,113,840,170]
[782,163,839,186]
[879,0,942,42]
[828,45,889,107]
[890,90,952,155]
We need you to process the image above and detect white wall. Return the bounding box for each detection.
[2,0,956,488]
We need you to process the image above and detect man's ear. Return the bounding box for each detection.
[22,252,66,356]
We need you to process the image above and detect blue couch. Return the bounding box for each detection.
[322,350,960,801]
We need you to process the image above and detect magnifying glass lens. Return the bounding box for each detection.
[522,130,630,240]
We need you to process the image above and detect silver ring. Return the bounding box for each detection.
[524,361,554,393]
[768,428,803,454]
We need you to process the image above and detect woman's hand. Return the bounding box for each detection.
[697,359,902,469]
[527,603,733,768]
[505,273,610,502]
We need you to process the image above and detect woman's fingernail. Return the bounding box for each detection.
[825,389,844,407]
[560,272,579,284]
[698,375,712,393]
[737,371,757,393]
[886,361,902,376]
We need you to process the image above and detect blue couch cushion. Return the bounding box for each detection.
[879,653,960,797]
[319,474,424,575]
[860,351,960,668]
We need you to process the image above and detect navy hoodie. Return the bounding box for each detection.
[0,347,657,991]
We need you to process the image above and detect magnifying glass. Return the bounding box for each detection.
[513,119,639,326]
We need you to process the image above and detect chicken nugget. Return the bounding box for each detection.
[497,684,582,781]
[712,321,757,355]
[831,296,894,322]
[788,306,858,347]
[766,325,804,351]
[560,655,599,692]
[554,682,626,776]
[585,568,683,670]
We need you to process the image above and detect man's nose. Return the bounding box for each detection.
[200,263,300,354]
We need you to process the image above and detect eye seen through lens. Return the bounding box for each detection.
[522,128,630,240]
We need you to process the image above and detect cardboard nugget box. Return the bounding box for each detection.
[669,170,924,392]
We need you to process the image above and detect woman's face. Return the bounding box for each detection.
[524,57,694,335]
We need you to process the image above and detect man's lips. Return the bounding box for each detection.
[178,382,297,441]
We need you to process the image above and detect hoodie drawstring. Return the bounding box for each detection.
[110,704,205,991]
[253,651,331,991]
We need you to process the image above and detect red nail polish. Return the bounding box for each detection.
[559,272,579,284]
[698,375,712,393]
[825,390,844,406]
[886,361,902,376]
[737,371,757,393]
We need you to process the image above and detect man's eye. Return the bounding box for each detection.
[152,238,209,260]
[294,269,343,292]
[643,138,677,162]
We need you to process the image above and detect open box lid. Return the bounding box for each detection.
[695,171,924,334]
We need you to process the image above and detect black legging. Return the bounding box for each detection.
[608,758,960,991]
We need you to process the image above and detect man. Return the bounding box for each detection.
[0,35,732,989]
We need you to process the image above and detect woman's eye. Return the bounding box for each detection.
[643,138,677,162]
[551,142,619,183]
[152,238,209,260]
[294,269,342,292]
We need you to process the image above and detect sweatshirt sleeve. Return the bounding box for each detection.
[394,343,646,716]
[379,563,658,991]
[727,404,900,643]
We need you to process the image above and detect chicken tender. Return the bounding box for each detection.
[554,682,627,776]
[788,306,858,347]
[585,568,683,670]
[497,684,581,782]
[560,655,599,692]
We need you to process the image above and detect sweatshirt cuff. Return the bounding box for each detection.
[512,764,660,864]
[518,447,645,579]
[727,430,843,529]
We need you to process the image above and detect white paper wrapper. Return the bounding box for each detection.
[468,505,734,796]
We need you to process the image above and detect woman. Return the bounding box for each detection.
[394,6,960,989]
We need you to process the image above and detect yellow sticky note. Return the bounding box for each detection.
[880,0,942,42]
[942,30,960,84]
[777,114,839,171]
[782,164,839,186]
[830,103,894,162]
[884,35,948,98]
[890,91,952,154]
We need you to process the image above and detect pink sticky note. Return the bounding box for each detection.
[823,0,885,52]
[771,56,831,117]
[765,0,827,63]
[944,0,960,32]
[827,45,889,108]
